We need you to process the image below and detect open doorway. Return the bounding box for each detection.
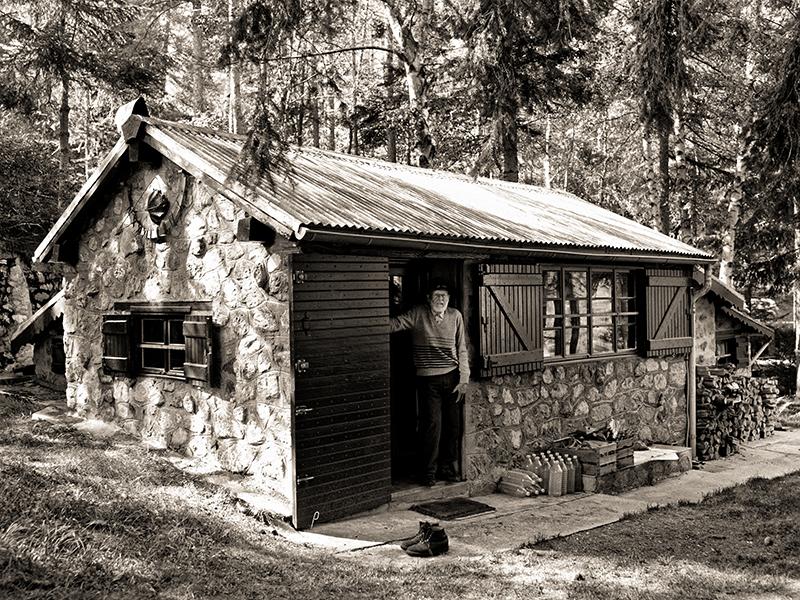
[389,259,464,488]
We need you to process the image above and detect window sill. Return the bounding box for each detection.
[543,350,639,366]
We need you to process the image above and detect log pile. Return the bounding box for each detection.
[696,366,778,461]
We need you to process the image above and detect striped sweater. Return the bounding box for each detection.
[390,305,470,383]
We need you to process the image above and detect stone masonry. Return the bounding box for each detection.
[465,356,687,491]
[61,158,294,510]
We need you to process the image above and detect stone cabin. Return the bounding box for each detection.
[34,99,716,529]
[693,272,774,376]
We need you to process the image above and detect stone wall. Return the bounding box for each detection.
[0,256,33,369]
[62,158,294,509]
[464,356,687,490]
[694,295,716,367]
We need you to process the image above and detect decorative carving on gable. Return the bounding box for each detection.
[135,171,187,241]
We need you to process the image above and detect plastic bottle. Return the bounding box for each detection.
[548,457,563,497]
[572,456,583,492]
[564,456,576,494]
[539,454,550,493]
[557,455,568,495]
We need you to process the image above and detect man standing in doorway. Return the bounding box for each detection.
[390,280,470,486]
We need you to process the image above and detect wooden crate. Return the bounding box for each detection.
[616,438,635,469]
[554,440,617,476]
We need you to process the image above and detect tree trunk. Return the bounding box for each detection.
[58,71,71,209]
[227,0,241,133]
[311,97,320,148]
[191,0,206,113]
[658,127,672,235]
[500,102,519,182]
[385,3,433,167]
[674,113,689,241]
[163,9,172,95]
[719,146,743,285]
[385,25,397,162]
[543,115,551,188]
[794,195,800,400]
[84,88,91,178]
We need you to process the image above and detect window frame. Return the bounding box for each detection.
[542,266,640,362]
[138,315,187,377]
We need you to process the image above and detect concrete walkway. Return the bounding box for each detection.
[304,429,800,558]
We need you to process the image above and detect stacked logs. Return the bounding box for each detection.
[696,366,778,461]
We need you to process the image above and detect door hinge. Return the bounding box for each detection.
[294,358,310,373]
[296,475,315,485]
[293,270,306,283]
[295,405,313,415]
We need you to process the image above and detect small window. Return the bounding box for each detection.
[51,335,65,375]
[716,338,736,365]
[543,267,639,360]
[139,316,186,376]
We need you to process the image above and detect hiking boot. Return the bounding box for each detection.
[437,466,460,483]
[419,474,436,487]
[400,521,438,550]
[405,525,449,557]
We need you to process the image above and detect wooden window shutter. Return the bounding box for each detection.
[183,314,216,385]
[478,264,543,377]
[102,315,132,375]
[644,268,692,357]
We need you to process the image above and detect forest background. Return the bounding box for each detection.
[2,0,800,372]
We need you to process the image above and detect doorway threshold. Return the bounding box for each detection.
[390,481,471,511]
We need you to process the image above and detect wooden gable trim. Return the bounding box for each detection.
[33,137,129,263]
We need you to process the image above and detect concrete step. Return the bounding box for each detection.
[390,481,471,510]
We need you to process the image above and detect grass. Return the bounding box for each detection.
[1,385,799,599]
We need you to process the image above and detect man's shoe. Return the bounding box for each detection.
[400,521,438,551]
[420,475,436,487]
[438,466,460,483]
[405,525,449,557]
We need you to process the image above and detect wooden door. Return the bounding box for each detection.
[291,254,391,529]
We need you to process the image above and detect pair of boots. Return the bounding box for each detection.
[400,521,449,557]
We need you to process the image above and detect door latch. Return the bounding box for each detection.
[295,405,313,415]
[296,475,315,485]
[294,358,309,373]
[293,270,306,283]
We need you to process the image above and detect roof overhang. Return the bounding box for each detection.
[10,290,65,353]
[720,305,774,338]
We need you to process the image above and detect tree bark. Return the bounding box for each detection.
[227,0,241,133]
[543,115,551,188]
[84,87,91,179]
[658,127,672,235]
[385,24,397,162]
[385,2,433,167]
[794,195,800,400]
[191,0,206,113]
[58,71,71,209]
[500,102,519,182]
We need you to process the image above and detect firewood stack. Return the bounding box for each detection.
[696,367,778,461]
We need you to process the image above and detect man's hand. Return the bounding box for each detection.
[454,382,469,403]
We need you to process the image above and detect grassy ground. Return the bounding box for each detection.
[1,385,799,600]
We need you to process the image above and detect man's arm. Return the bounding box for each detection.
[454,311,470,384]
[390,306,418,332]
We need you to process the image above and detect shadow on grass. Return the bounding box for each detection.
[533,472,800,591]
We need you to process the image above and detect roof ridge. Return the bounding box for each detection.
[143,116,248,142]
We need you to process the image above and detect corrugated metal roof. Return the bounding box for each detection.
[144,117,711,259]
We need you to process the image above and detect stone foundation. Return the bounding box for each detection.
[465,356,688,491]
[62,158,294,510]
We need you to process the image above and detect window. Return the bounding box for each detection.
[139,316,186,376]
[102,304,215,385]
[543,267,638,360]
[716,338,736,365]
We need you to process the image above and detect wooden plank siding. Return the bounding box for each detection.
[291,254,391,529]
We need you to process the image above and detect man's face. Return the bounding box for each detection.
[429,290,450,314]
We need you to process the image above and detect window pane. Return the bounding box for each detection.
[544,330,561,357]
[591,271,613,299]
[567,315,587,328]
[617,324,637,350]
[142,319,164,344]
[169,320,185,344]
[565,271,587,299]
[142,348,166,369]
[169,349,186,371]
[592,299,612,314]
[565,327,588,355]
[616,298,637,313]
[544,270,561,298]
[544,317,563,329]
[616,271,636,298]
[592,325,614,354]
[565,299,587,315]
[544,299,563,316]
